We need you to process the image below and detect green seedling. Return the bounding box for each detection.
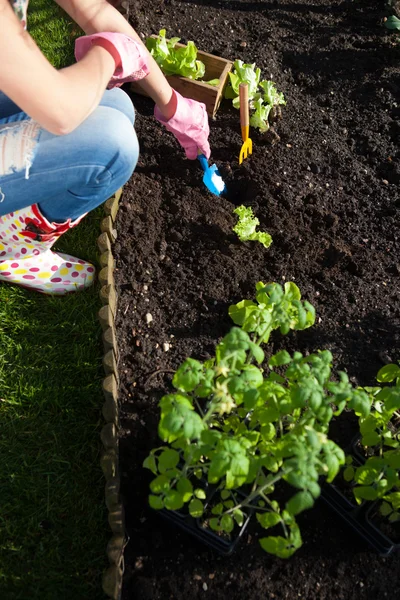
[144,282,372,558]
[233,205,272,248]
[344,362,400,521]
[146,29,205,80]
[225,60,286,132]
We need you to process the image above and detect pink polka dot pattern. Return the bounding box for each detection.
[0,204,95,295]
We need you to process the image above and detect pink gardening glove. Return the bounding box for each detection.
[75,32,150,89]
[154,91,211,160]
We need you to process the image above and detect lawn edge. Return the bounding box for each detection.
[97,187,126,600]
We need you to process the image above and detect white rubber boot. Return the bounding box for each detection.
[0,204,95,294]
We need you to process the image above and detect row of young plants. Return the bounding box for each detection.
[143,282,399,557]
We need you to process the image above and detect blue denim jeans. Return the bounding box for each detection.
[0,88,139,222]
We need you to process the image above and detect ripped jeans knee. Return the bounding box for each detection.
[0,120,41,188]
[0,91,138,222]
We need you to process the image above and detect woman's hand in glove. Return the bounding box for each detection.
[75,32,150,89]
[154,90,211,160]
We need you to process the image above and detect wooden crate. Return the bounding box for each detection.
[130,39,232,117]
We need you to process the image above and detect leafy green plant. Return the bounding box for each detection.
[225,60,261,108]
[224,60,286,132]
[233,206,272,248]
[146,29,206,80]
[384,15,400,31]
[144,282,371,558]
[343,362,400,525]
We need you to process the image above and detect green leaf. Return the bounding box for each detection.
[172,358,203,392]
[164,490,185,510]
[150,475,170,494]
[269,350,291,368]
[377,363,400,383]
[230,454,250,478]
[354,464,380,486]
[354,486,378,503]
[240,365,264,388]
[260,422,276,441]
[189,498,204,518]
[158,449,180,471]
[194,488,207,500]
[259,535,298,558]
[343,466,355,482]
[209,518,221,531]
[383,492,400,510]
[233,509,245,527]
[285,491,314,516]
[177,477,193,502]
[149,494,164,510]
[233,206,272,248]
[384,452,400,469]
[182,412,206,440]
[211,502,224,515]
[249,96,271,133]
[143,454,158,475]
[256,512,281,529]
[361,432,381,448]
[248,342,265,364]
[384,15,400,31]
[324,455,341,483]
[228,300,258,326]
[147,30,206,79]
[221,514,234,533]
[208,452,230,483]
[204,78,220,86]
[380,501,393,517]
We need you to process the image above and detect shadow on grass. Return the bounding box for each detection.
[0,210,108,600]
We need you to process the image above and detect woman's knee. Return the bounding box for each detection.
[99,88,136,126]
[88,107,139,185]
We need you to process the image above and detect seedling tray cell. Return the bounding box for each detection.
[321,483,396,556]
[159,490,252,556]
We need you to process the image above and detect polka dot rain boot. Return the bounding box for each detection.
[0,204,96,295]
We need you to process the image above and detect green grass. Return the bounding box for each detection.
[0,3,108,599]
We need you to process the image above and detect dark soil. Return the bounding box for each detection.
[112,0,400,598]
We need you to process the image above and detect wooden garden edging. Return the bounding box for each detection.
[97,6,130,599]
[97,187,125,600]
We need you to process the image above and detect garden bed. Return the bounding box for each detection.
[113,0,400,598]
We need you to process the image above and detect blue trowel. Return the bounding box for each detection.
[198,153,227,196]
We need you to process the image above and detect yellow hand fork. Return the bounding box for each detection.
[239,82,253,164]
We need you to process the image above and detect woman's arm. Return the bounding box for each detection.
[0,0,116,135]
[55,0,177,119]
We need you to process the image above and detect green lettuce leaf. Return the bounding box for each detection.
[146,30,205,80]
[233,206,272,248]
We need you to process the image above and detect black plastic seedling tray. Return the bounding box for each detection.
[321,482,397,556]
[321,435,399,556]
[159,490,253,556]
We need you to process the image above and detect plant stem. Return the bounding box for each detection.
[223,468,291,515]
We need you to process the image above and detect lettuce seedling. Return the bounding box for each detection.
[146,29,205,79]
[385,15,400,31]
[225,61,286,132]
[233,205,272,248]
[225,60,261,108]
[249,82,286,133]
[249,97,272,134]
